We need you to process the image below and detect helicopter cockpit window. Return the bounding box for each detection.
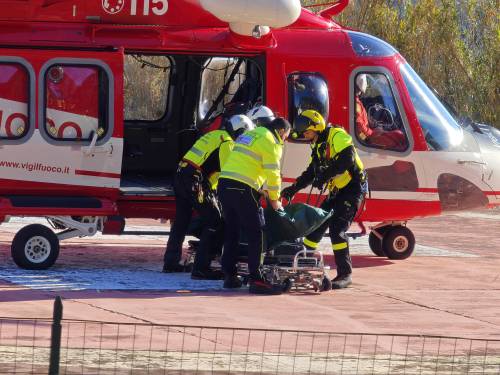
[348,31,397,58]
[124,55,171,121]
[288,73,329,135]
[0,62,29,140]
[198,58,263,123]
[45,64,109,142]
[400,63,476,152]
[354,72,409,152]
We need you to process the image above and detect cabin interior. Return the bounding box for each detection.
[119,53,264,197]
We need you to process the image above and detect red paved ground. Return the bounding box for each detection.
[0,209,499,341]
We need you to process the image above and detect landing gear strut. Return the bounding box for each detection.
[368,222,415,260]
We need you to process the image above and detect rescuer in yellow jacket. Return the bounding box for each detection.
[163,115,254,279]
[218,117,291,294]
[281,110,368,289]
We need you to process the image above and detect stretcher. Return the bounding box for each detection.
[184,201,334,292]
[261,241,332,293]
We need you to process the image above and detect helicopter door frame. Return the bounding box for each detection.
[348,66,427,203]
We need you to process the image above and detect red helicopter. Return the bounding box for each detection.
[0,0,498,269]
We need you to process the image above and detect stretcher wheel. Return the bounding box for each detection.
[382,226,415,260]
[312,281,320,292]
[11,224,60,270]
[320,276,332,292]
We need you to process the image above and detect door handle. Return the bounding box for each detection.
[83,144,113,156]
[457,159,486,166]
[82,131,113,156]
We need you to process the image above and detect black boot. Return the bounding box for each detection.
[332,274,352,289]
[333,249,353,289]
[162,262,185,273]
[248,272,283,295]
[223,274,243,289]
[191,268,224,280]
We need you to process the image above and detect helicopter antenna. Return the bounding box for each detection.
[303,0,349,19]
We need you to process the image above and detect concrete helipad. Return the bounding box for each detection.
[0,209,499,340]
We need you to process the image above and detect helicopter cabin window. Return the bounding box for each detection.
[400,63,475,152]
[198,58,263,123]
[0,62,29,140]
[348,31,397,58]
[354,72,409,152]
[288,73,329,134]
[45,64,109,142]
[124,55,171,121]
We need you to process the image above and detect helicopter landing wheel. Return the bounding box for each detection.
[368,230,386,257]
[11,224,60,270]
[382,226,415,260]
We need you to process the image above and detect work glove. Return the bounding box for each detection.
[281,185,300,202]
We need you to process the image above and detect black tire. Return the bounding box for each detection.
[320,276,332,292]
[282,278,294,293]
[368,231,385,257]
[382,226,415,260]
[11,224,60,270]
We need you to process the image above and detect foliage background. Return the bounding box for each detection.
[302,0,499,128]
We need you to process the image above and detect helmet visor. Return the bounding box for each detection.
[292,114,312,138]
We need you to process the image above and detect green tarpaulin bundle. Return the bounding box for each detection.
[264,203,332,248]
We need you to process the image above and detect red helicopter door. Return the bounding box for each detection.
[0,48,124,199]
[349,67,428,213]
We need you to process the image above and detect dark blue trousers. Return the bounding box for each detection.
[217,178,264,278]
[164,165,223,272]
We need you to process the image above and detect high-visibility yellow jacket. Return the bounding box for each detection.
[183,129,233,190]
[317,126,364,190]
[220,126,283,200]
[295,126,365,192]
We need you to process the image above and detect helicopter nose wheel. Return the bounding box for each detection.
[11,224,60,270]
[369,225,415,260]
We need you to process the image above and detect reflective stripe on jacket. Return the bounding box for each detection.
[220,127,283,200]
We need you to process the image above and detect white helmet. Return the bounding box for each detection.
[356,74,368,94]
[246,105,275,126]
[226,114,255,139]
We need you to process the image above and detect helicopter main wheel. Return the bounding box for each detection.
[382,226,415,260]
[368,231,386,257]
[11,224,60,270]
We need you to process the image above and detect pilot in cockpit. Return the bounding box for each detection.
[355,74,407,151]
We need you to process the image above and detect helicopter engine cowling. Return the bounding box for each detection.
[199,0,301,37]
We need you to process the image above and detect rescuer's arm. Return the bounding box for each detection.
[294,162,316,190]
[280,160,315,201]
